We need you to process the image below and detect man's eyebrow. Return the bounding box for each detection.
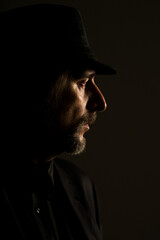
[72,70,95,80]
[81,72,96,79]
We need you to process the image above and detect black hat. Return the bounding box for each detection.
[1,4,116,75]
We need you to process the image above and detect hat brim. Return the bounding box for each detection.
[85,58,117,75]
[67,57,117,75]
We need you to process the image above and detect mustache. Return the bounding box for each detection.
[73,112,97,129]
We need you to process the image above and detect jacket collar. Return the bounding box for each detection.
[54,158,102,240]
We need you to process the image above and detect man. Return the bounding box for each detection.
[1,4,116,240]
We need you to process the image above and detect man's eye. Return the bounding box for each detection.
[78,80,88,89]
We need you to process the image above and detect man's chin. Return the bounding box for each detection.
[64,134,86,155]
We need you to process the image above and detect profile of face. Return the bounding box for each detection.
[38,69,107,159]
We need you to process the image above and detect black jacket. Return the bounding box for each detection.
[1,158,102,240]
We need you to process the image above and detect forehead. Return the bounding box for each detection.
[71,69,96,79]
[82,70,95,77]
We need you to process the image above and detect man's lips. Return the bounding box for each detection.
[72,112,97,133]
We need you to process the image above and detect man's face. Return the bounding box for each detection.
[54,69,107,155]
[38,69,107,159]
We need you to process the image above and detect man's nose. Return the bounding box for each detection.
[86,83,107,112]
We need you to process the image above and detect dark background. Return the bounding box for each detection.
[1,0,160,239]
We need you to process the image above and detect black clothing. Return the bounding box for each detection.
[1,158,102,240]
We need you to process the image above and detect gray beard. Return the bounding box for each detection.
[64,131,86,155]
[38,112,96,158]
[57,112,97,156]
[62,112,97,155]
